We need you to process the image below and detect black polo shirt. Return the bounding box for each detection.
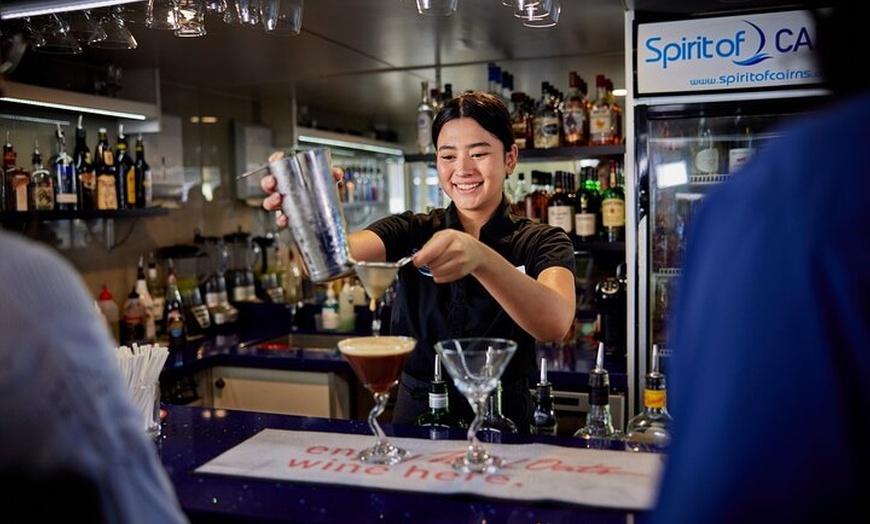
[366,196,576,385]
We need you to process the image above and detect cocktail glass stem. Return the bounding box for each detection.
[454,393,502,473]
[358,391,409,465]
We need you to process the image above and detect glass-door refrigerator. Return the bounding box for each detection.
[623,7,829,417]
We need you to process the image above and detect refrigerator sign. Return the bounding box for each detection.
[636,10,822,94]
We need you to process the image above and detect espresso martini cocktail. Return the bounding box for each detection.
[337,335,417,465]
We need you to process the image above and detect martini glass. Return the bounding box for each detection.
[353,255,413,335]
[434,338,518,473]
[338,335,417,465]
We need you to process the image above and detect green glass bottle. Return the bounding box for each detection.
[415,354,466,438]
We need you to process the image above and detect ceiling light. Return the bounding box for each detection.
[0,0,142,20]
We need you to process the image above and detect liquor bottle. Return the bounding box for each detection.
[509,171,529,217]
[94,127,119,210]
[4,132,31,212]
[546,171,574,235]
[561,71,588,147]
[728,116,756,174]
[589,74,616,145]
[478,380,518,442]
[606,77,623,144]
[600,160,625,242]
[691,116,723,176]
[415,354,466,438]
[574,166,600,241]
[532,81,561,149]
[416,80,435,154]
[510,92,533,150]
[135,134,153,208]
[52,124,77,211]
[594,267,627,358]
[135,255,157,343]
[120,286,145,345]
[115,123,136,209]
[524,170,552,224]
[574,342,623,446]
[531,358,558,436]
[146,251,166,339]
[30,141,55,211]
[73,115,97,211]
[625,344,672,453]
[164,258,188,351]
[442,82,453,102]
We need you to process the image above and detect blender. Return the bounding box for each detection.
[252,233,286,304]
[197,234,239,327]
[224,228,258,303]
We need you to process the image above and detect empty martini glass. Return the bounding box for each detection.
[434,338,518,473]
[353,255,414,335]
[338,335,417,465]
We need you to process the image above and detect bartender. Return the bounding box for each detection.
[261,91,576,431]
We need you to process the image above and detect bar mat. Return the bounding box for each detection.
[195,429,663,510]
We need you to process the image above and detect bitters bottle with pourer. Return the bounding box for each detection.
[574,342,623,447]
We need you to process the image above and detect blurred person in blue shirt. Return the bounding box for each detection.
[645,2,869,523]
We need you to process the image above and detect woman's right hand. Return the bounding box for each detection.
[260,151,344,229]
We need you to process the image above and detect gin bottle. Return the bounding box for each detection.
[574,342,623,447]
[531,358,558,436]
[625,345,672,453]
[415,354,466,438]
[478,380,518,442]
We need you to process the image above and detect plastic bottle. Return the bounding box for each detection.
[321,285,339,331]
[338,278,355,332]
[97,284,120,343]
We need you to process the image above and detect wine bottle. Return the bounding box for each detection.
[574,166,600,241]
[115,123,136,209]
[546,171,574,235]
[625,344,673,453]
[574,342,623,447]
[531,358,558,436]
[135,134,153,208]
[52,124,78,211]
[415,354,466,438]
[30,140,55,211]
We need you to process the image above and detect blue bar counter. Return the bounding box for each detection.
[159,302,628,407]
[157,404,642,524]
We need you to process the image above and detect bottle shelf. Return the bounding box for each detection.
[404,144,625,164]
[0,206,169,222]
[572,239,625,253]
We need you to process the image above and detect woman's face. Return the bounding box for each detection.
[435,117,517,215]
